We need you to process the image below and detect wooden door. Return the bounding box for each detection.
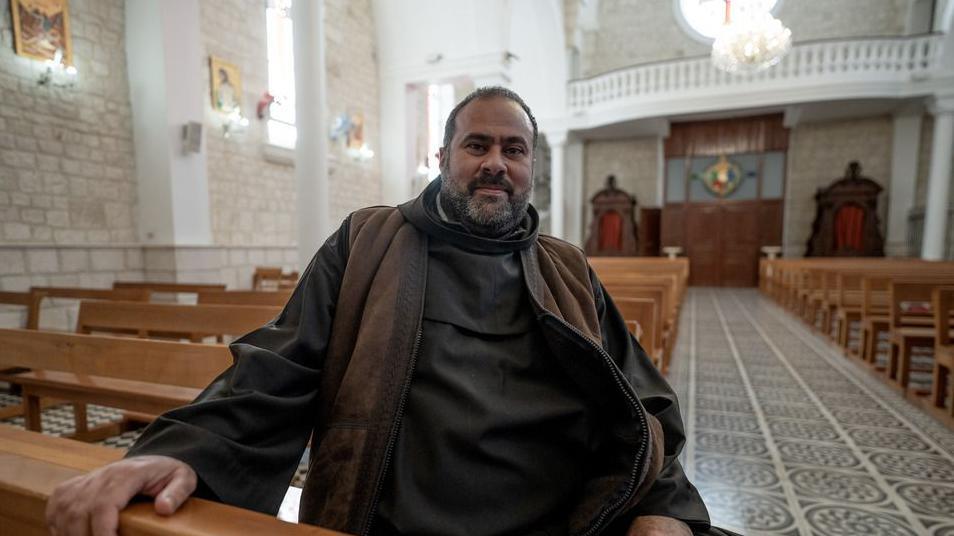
[686,205,723,286]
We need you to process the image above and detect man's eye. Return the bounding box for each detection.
[505,147,526,156]
[466,143,486,151]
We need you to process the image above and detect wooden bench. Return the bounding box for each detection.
[614,297,661,367]
[0,329,233,440]
[253,267,299,291]
[932,287,954,418]
[25,287,151,330]
[198,289,293,307]
[0,425,348,535]
[113,281,227,294]
[75,300,281,342]
[886,279,954,393]
[588,257,688,373]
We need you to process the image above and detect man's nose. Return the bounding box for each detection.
[480,146,507,176]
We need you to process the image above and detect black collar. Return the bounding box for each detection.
[398,177,539,254]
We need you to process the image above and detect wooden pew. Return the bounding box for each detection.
[75,300,281,342]
[113,281,227,294]
[887,279,954,394]
[614,297,661,367]
[0,329,233,440]
[198,289,293,307]
[253,267,299,291]
[25,287,151,330]
[0,425,348,535]
[932,287,954,418]
[589,258,688,373]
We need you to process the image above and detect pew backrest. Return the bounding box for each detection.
[0,329,232,387]
[197,290,293,307]
[75,301,280,340]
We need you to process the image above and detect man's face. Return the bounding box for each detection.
[439,97,534,237]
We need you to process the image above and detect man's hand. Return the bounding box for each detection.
[45,455,197,536]
[628,515,693,536]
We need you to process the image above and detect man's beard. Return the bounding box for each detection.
[439,170,531,237]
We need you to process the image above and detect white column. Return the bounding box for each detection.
[921,96,954,260]
[546,130,567,239]
[564,137,585,246]
[379,77,409,206]
[125,0,211,245]
[292,0,332,270]
[886,113,922,256]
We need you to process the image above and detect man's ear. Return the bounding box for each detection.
[437,147,447,171]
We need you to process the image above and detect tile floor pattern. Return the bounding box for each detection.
[4,288,954,535]
[668,289,954,536]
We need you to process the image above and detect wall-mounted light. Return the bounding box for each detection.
[222,107,250,138]
[37,49,78,88]
[330,111,374,162]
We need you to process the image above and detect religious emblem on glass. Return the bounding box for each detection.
[695,154,744,197]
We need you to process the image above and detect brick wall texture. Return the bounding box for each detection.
[580,0,909,77]
[199,0,381,243]
[199,0,297,247]
[324,0,382,226]
[0,0,137,245]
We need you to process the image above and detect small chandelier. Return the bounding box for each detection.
[711,0,792,74]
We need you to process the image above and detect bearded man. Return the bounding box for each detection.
[47,87,729,536]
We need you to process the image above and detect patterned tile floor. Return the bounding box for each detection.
[669,289,954,536]
[5,288,953,533]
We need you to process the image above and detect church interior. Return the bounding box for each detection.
[2,0,954,534]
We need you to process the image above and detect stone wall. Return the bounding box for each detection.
[582,137,659,240]
[782,116,894,257]
[0,0,137,244]
[199,0,382,244]
[199,0,297,247]
[325,0,382,225]
[579,0,910,77]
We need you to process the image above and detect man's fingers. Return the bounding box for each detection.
[45,456,197,534]
[152,465,197,516]
[89,502,119,536]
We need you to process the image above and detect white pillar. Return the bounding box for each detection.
[886,113,922,256]
[565,137,584,246]
[125,0,211,245]
[546,130,567,239]
[921,96,954,260]
[292,0,332,270]
[379,78,409,206]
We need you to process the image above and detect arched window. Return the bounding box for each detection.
[674,0,782,42]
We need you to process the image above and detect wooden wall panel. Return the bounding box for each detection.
[665,114,788,157]
[721,201,761,287]
[661,205,684,248]
[759,200,784,246]
[686,205,722,286]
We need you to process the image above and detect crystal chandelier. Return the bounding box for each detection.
[711,0,792,74]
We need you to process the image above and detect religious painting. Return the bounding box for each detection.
[9,0,73,65]
[209,56,242,114]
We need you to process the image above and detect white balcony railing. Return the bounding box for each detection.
[568,35,944,114]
